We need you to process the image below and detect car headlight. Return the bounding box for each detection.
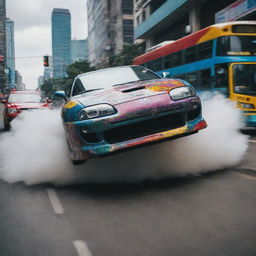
[169,86,195,100]
[79,104,116,120]
[7,108,18,114]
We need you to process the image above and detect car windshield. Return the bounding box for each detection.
[78,66,160,91]
[8,93,42,103]
[233,64,256,95]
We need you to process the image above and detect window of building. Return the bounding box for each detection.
[122,0,133,14]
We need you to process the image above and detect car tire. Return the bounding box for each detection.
[4,119,10,131]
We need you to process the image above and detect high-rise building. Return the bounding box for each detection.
[15,70,25,90]
[87,0,134,66]
[71,39,88,63]
[51,8,71,79]
[6,18,15,88]
[0,0,6,92]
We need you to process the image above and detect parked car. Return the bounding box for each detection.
[0,90,52,130]
[55,65,207,165]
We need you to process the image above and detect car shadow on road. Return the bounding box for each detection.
[54,169,230,199]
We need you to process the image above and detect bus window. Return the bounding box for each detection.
[150,58,163,71]
[164,54,172,69]
[172,51,183,67]
[184,46,196,64]
[217,36,256,56]
[197,41,212,60]
[233,64,256,95]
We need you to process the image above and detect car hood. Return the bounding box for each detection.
[8,102,49,109]
[74,79,186,106]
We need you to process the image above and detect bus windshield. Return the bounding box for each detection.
[217,36,256,56]
[233,64,256,95]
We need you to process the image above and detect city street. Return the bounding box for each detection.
[0,133,255,256]
[1,1,256,256]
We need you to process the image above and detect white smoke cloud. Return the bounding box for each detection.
[0,94,248,185]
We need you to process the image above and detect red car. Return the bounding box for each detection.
[0,90,52,130]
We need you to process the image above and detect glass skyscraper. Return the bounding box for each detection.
[71,39,88,63]
[51,8,71,79]
[6,18,15,87]
[0,0,6,92]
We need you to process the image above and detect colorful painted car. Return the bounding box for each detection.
[0,90,52,130]
[55,66,207,165]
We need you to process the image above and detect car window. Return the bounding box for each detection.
[78,66,160,91]
[72,78,86,96]
[8,93,42,103]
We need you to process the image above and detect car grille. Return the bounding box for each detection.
[104,113,186,144]
[20,108,37,111]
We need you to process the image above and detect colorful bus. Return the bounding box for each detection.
[134,21,256,127]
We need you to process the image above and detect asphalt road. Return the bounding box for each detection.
[0,135,256,256]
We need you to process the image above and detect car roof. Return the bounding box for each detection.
[10,90,40,94]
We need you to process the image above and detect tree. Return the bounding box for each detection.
[66,59,95,79]
[107,43,145,67]
[41,59,95,97]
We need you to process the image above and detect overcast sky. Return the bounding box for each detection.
[6,0,88,89]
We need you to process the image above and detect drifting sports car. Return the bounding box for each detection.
[0,90,52,130]
[55,66,207,164]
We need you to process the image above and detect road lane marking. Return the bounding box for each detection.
[46,188,65,215]
[73,240,92,256]
[248,140,256,143]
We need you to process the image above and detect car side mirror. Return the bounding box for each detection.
[160,72,170,78]
[54,91,67,101]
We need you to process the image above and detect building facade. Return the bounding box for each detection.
[51,8,71,79]
[71,39,88,63]
[87,0,134,66]
[134,0,256,50]
[6,18,15,88]
[15,70,25,90]
[0,0,6,92]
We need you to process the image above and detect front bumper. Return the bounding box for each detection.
[65,106,207,161]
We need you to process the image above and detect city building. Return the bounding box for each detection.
[87,0,134,66]
[51,8,71,79]
[0,0,6,92]
[15,70,25,90]
[134,0,256,49]
[71,39,88,63]
[6,18,15,88]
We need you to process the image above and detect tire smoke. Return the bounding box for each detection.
[0,94,248,185]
